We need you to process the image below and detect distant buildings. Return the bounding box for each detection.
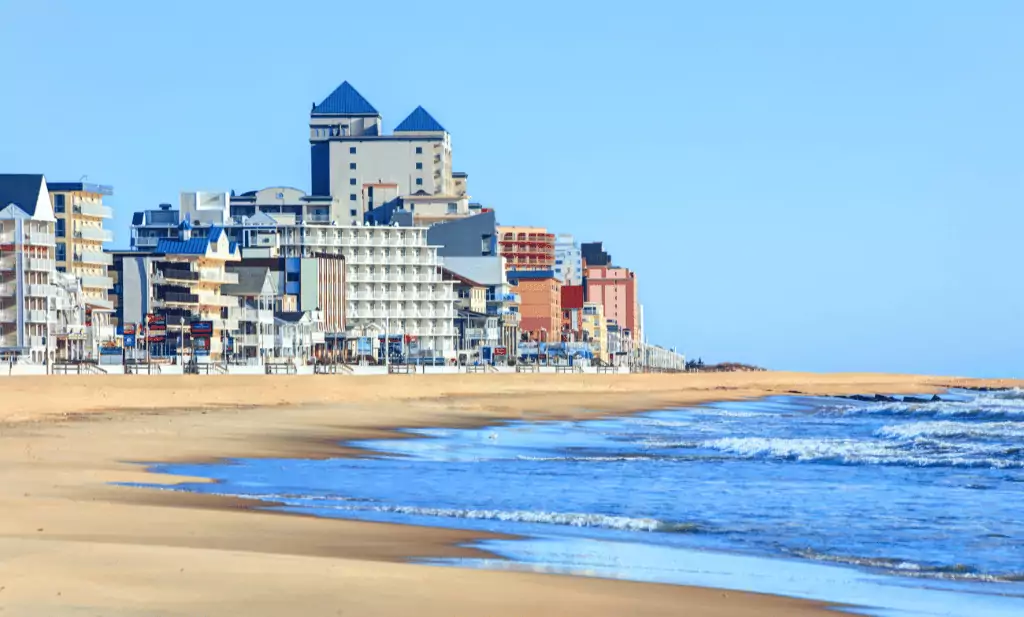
[554,234,582,286]
[49,182,115,315]
[498,226,555,273]
[508,270,561,343]
[584,265,640,342]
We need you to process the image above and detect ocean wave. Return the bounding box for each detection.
[316,503,701,533]
[788,548,1024,583]
[822,396,1024,420]
[515,454,661,463]
[699,436,1024,468]
[877,421,1024,441]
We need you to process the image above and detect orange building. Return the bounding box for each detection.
[497,226,555,272]
[584,265,640,341]
[510,274,561,342]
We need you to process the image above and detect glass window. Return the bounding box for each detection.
[415,147,422,154]
[350,178,357,185]
[53,194,65,213]
[349,162,356,170]
[349,146,357,154]
[350,209,357,217]
[56,244,66,261]
[415,178,423,186]
[416,162,423,170]
[350,194,357,201]
[55,219,65,238]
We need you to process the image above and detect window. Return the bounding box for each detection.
[350,209,357,217]
[286,272,300,283]
[57,265,66,273]
[349,146,357,154]
[447,202,457,214]
[350,194,357,201]
[349,162,356,170]
[415,162,423,170]
[53,194,65,213]
[415,146,422,154]
[55,219,65,238]
[349,178,357,185]
[415,178,423,186]
[56,244,66,261]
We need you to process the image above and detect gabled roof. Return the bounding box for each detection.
[0,174,46,217]
[395,106,445,132]
[312,81,378,115]
[156,226,232,256]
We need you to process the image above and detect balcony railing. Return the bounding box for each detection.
[25,284,56,297]
[159,268,199,282]
[79,275,113,289]
[74,202,113,218]
[161,292,199,305]
[199,269,239,284]
[134,236,160,248]
[26,258,55,272]
[74,226,114,243]
[75,250,113,266]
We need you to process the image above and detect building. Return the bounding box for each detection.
[497,226,555,273]
[48,182,115,312]
[219,266,277,362]
[427,211,498,258]
[554,234,582,286]
[560,284,585,339]
[442,256,520,352]
[581,301,608,364]
[507,270,561,342]
[442,268,498,358]
[110,227,241,361]
[273,311,325,362]
[581,241,612,267]
[584,265,640,342]
[131,203,182,250]
[308,82,470,224]
[0,174,58,363]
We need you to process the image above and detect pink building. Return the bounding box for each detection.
[584,266,640,341]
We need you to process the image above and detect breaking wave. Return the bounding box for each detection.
[700,436,1024,468]
[788,548,1024,583]
[823,392,1024,420]
[316,503,703,533]
[877,421,1024,441]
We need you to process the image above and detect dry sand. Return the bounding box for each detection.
[0,372,1018,616]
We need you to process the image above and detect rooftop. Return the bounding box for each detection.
[0,174,46,218]
[312,81,378,116]
[47,182,113,196]
[395,106,446,133]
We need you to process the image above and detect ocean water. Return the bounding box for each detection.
[146,390,1024,616]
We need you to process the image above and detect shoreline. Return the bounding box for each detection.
[1,372,1019,616]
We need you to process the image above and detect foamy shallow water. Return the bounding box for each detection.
[143,390,1024,616]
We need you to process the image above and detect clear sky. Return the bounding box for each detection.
[1,0,1021,377]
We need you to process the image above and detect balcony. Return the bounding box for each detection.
[74,202,113,219]
[25,284,56,297]
[198,269,239,284]
[26,258,55,272]
[134,236,160,249]
[160,292,199,305]
[75,250,113,266]
[0,309,16,322]
[80,275,113,290]
[24,309,49,323]
[196,291,238,308]
[159,268,199,283]
[305,214,331,224]
[74,225,113,243]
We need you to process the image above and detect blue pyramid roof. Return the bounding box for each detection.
[395,106,446,132]
[313,81,378,115]
[0,174,45,216]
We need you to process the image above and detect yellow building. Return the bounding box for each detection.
[49,182,115,318]
[581,301,608,364]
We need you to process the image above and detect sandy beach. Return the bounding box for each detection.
[0,372,1018,617]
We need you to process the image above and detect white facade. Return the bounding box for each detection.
[270,224,456,358]
[0,175,58,363]
[555,233,583,286]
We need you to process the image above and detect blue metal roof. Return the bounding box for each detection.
[131,212,144,226]
[0,174,45,216]
[47,182,113,196]
[395,106,445,132]
[156,226,231,255]
[312,81,378,115]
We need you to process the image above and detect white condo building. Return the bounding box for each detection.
[0,174,58,363]
[555,233,583,286]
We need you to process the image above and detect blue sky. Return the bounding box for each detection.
[1,1,1021,376]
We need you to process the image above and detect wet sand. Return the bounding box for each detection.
[0,372,1017,616]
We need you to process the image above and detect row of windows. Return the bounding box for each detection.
[348,146,423,156]
[54,194,66,213]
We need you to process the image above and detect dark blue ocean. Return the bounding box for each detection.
[146,390,1024,616]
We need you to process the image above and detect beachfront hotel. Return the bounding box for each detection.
[0,174,59,363]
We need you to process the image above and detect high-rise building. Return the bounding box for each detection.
[0,174,57,363]
[554,234,582,285]
[497,226,555,273]
[584,265,640,341]
[581,241,612,267]
[507,270,561,342]
[308,82,471,225]
[48,182,115,317]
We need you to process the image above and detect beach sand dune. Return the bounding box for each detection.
[0,372,1016,616]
